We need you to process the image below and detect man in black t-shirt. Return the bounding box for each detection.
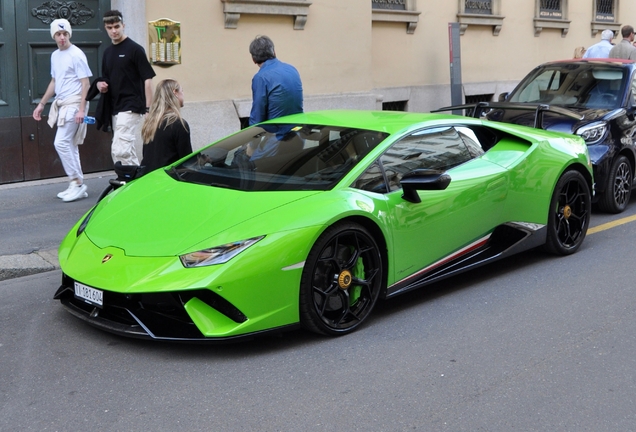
[97,10,156,165]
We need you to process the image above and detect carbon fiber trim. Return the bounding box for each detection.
[386,222,546,298]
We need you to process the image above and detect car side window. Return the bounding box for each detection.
[351,161,389,194]
[351,125,490,194]
[456,126,486,157]
[516,70,561,102]
[381,126,476,192]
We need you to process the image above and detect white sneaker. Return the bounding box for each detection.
[62,184,88,202]
[57,181,79,199]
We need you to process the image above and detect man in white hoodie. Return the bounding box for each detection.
[32,18,92,202]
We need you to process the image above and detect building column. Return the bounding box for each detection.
[111,0,147,48]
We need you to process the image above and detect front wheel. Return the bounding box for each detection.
[299,222,383,336]
[598,155,632,214]
[544,170,591,255]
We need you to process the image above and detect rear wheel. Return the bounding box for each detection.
[598,155,632,214]
[544,170,591,255]
[299,222,383,336]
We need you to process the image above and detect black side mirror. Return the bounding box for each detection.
[400,169,451,203]
[498,92,509,102]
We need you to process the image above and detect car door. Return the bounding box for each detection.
[378,125,509,287]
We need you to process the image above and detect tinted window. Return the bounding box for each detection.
[351,161,389,194]
[354,126,476,193]
[509,64,628,109]
[170,124,388,191]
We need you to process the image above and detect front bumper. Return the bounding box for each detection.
[54,273,298,342]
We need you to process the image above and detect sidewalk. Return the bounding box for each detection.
[0,248,59,281]
[0,171,113,281]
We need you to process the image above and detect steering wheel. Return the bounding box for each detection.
[600,93,617,104]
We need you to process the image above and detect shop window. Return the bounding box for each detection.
[457,0,504,36]
[383,101,408,112]
[372,0,421,34]
[534,0,570,37]
[220,0,312,30]
[465,94,493,104]
[591,0,620,37]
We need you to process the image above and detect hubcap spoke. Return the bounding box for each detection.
[309,229,382,331]
[556,179,588,247]
[351,267,379,287]
[614,163,632,205]
[332,290,350,326]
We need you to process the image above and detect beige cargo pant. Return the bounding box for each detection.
[111,111,143,165]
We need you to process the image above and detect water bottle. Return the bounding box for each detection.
[84,116,96,124]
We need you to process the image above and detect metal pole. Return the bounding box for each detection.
[448,22,463,115]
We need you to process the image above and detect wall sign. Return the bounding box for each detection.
[148,18,181,66]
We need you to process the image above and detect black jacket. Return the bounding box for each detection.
[86,77,112,132]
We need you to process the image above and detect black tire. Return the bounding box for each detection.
[598,155,632,214]
[544,170,591,255]
[299,222,383,336]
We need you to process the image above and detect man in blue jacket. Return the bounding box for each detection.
[248,35,303,126]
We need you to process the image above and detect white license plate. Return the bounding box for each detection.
[74,282,103,307]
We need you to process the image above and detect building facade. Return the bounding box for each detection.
[1,0,635,183]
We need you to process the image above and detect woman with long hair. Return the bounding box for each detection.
[140,79,192,174]
[573,46,586,59]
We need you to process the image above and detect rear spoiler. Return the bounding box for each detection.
[433,102,584,130]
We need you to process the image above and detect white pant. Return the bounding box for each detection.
[54,107,83,182]
[111,111,143,165]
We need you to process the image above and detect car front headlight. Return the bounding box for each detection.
[179,236,265,268]
[576,121,607,145]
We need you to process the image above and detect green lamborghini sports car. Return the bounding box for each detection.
[54,110,593,341]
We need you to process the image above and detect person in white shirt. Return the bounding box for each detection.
[32,19,92,202]
[583,29,615,59]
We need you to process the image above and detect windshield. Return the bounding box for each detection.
[508,63,628,109]
[170,124,389,191]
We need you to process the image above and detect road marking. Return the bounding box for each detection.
[588,214,636,234]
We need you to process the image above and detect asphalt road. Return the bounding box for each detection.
[0,173,113,255]
[1,179,636,430]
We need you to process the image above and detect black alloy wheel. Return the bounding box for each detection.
[598,155,632,214]
[544,170,591,255]
[299,222,383,336]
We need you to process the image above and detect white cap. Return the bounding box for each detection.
[50,19,72,39]
[601,29,614,41]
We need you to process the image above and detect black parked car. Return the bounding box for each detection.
[437,59,636,213]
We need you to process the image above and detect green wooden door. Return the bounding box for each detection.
[0,0,22,182]
[0,0,112,184]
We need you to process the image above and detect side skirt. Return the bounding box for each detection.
[385,222,546,298]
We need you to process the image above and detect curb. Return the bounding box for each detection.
[0,249,59,281]
[0,170,114,191]
[0,171,113,282]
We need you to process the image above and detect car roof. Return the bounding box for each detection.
[261,110,471,135]
[542,58,636,68]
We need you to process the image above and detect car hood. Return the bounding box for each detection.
[84,170,321,257]
[486,106,621,134]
